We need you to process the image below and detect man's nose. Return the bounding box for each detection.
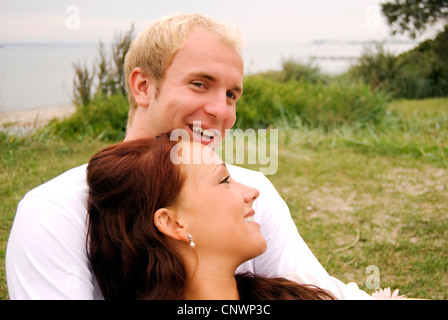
[204,91,230,120]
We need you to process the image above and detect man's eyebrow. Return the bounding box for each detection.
[232,85,243,94]
[189,72,243,93]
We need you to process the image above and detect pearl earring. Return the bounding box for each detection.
[188,234,196,248]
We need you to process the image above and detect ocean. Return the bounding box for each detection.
[0,41,417,112]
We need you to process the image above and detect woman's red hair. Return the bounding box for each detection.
[87,136,187,299]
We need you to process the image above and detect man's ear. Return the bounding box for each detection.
[129,67,156,108]
[154,208,189,243]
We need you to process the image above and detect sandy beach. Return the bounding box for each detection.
[0,106,76,128]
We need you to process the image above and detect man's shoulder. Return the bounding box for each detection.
[226,163,287,209]
[11,164,90,249]
[23,164,88,203]
[226,163,265,183]
[226,164,276,191]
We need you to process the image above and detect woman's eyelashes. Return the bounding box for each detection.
[220,175,231,184]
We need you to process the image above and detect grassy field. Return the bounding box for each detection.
[1,97,447,300]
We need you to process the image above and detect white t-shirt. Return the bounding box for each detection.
[6,163,373,299]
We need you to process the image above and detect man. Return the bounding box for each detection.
[6,13,372,299]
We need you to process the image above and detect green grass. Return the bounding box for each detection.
[1,97,447,299]
[269,132,447,299]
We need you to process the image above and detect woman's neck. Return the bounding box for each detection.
[178,245,243,300]
[185,270,240,300]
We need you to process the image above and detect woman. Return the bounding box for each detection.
[86,136,335,300]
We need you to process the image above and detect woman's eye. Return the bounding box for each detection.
[220,176,230,184]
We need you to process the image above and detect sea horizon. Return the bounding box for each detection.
[0,39,418,112]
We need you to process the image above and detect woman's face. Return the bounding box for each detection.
[175,142,267,267]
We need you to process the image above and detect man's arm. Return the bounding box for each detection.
[248,170,330,278]
[6,194,97,299]
[6,166,101,299]
[228,164,373,299]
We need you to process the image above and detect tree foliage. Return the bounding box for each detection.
[349,1,448,98]
[381,0,448,38]
[348,25,448,98]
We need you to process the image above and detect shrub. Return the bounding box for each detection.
[62,43,390,140]
[347,44,400,93]
[302,80,389,129]
[281,59,329,84]
[43,95,129,142]
[236,75,389,130]
[235,76,302,129]
[72,24,135,107]
[347,26,448,99]
[72,62,95,107]
[255,58,329,84]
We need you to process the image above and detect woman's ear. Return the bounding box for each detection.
[129,67,156,108]
[154,208,189,243]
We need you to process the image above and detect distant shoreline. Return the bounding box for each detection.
[0,38,419,46]
[0,105,76,127]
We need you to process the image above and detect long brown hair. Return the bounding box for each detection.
[86,136,335,300]
[87,136,186,299]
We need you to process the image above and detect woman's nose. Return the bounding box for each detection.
[243,186,260,204]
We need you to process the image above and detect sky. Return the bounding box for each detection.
[0,0,441,45]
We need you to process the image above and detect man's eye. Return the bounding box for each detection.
[226,91,236,99]
[192,82,203,88]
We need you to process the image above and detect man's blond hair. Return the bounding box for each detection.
[124,13,243,127]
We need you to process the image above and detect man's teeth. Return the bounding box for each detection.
[203,129,216,138]
[244,216,256,223]
[192,125,216,138]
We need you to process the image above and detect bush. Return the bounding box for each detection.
[42,95,129,142]
[51,51,389,141]
[348,26,448,99]
[236,75,389,130]
[302,80,389,129]
[72,24,135,107]
[346,44,399,92]
[235,76,302,129]
[72,62,95,107]
[43,74,389,141]
[255,58,330,84]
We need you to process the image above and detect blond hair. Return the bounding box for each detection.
[124,13,243,127]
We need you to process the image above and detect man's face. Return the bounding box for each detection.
[134,28,244,146]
